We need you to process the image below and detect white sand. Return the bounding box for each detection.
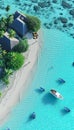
[0,29,43,125]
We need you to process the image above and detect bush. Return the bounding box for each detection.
[0,17,7,31]
[2,76,9,85]
[7,15,14,27]
[9,29,16,38]
[4,52,24,70]
[1,68,13,85]
[0,92,2,97]
[13,38,29,53]
[26,15,41,32]
[0,30,4,38]
[0,14,14,32]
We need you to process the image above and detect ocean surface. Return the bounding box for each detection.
[0,0,74,130]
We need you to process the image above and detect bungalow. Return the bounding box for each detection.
[10,11,28,37]
[0,32,19,51]
[14,11,28,22]
[0,11,28,51]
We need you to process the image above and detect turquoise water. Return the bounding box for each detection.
[0,0,74,130]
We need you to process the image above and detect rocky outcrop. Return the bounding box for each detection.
[54,19,58,24]
[68,23,73,27]
[38,1,50,8]
[33,5,40,12]
[61,1,71,8]
[69,9,74,16]
[63,24,67,27]
[31,0,38,3]
[59,17,68,23]
[52,0,57,3]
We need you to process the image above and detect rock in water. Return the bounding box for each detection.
[69,9,74,16]
[62,1,72,8]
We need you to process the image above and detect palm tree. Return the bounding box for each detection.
[9,29,16,38]
[0,17,7,31]
[7,15,14,27]
[0,30,4,38]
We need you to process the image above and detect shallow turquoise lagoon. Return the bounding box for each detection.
[1,29,74,130]
[0,0,74,130]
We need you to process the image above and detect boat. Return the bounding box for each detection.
[64,107,71,112]
[30,112,36,119]
[57,78,65,84]
[50,89,63,99]
[40,87,45,92]
[72,62,74,67]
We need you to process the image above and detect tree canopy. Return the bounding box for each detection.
[4,52,24,70]
[9,29,16,38]
[13,38,29,53]
[26,15,41,32]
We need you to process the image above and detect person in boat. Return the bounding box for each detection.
[50,89,63,98]
[51,89,56,94]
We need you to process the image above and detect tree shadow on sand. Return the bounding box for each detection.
[42,92,58,105]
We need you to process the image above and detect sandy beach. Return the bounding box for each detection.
[0,29,43,125]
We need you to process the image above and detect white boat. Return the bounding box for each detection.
[50,89,63,99]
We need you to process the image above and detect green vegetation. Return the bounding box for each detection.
[0,45,25,84]
[26,15,41,32]
[0,45,5,67]
[0,30,5,38]
[2,69,13,85]
[13,38,29,53]
[0,92,2,97]
[0,11,41,85]
[9,29,16,38]
[4,52,24,70]
[7,15,14,27]
[0,17,7,31]
[0,15,14,38]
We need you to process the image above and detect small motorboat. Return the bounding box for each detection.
[40,87,45,92]
[30,112,36,119]
[64,107,71,112]
[50,89,63,99]
[57,78,65,84]
[72,62,74,67]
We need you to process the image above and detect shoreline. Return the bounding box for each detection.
[0,29,43,125]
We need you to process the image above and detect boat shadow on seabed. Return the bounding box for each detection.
[42,92,58,105]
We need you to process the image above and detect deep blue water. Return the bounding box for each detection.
[0,0,74,130]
